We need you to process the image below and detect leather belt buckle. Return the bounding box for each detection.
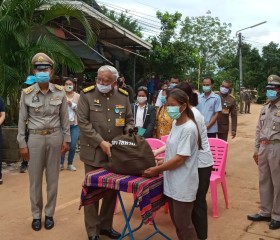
[41,130,49,135]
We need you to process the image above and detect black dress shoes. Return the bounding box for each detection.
[32,219,41,231]
[100,228,121,239]
[88,236,100,240]
[247,213,271,222]
[44,216,54,230]
[269,220,280,230]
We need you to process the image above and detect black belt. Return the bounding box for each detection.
[29,128,60,135]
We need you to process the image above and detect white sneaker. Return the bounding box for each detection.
[67,165,76,171]
[60,164,64,171]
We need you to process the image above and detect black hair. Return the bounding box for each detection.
[203,76,214,84]
[64,77,75,84]
[222,79,232,86]
[167,88,202,150]
[175,82,198,106]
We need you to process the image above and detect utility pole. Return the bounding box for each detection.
[238,32,243,94]
[236,21,267,97]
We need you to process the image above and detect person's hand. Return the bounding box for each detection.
[100,141,112,157]
[143,166,159,178]
[253,152,258,165]
[61,142,70,156]
[20,147,29,161]
[231,131,236,139]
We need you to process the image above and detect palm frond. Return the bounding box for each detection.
[42,3,97,46]
[35,34,85,72]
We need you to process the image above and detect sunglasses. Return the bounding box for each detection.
[138,86,148,91]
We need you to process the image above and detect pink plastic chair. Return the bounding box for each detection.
[160,135,169,143]
[145,138,165,157]
[208,138,229,218]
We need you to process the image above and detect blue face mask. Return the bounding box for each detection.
[160,96,166,104]
[167,106,181,120]
[169,83,177,89]
[35,72,50,83]
[203,85,211,92]
[266,90,278,101]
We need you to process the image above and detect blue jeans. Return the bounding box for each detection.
[61,125,80,165]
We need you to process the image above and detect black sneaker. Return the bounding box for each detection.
[20,161,28,173]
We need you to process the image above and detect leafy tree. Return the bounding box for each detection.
[180,12,236,76]
[146,11,197,79]
[0,0,96,125]
[262,42,280,75]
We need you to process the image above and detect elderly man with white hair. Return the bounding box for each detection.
[77,65,134,240]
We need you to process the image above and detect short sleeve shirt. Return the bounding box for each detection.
[192,107,213,168]
[197,92,222,133]
[163,120,199,202]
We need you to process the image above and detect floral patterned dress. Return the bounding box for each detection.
[155,105,173,139]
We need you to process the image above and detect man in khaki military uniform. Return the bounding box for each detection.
[77,65,134,240]
[17,53,70,231]
[239,87,245,114]
[217,80,237,141]
[247,75,280,230]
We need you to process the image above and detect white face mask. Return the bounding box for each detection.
[137,96,147,104]
[96,83,112,93]
[65,85,74,92]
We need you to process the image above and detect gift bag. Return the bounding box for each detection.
[106,128,156,176]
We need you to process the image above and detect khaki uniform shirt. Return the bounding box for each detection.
[77,86,134,167]
[255,100,280,153]
[217,93,237,133]
[17,83,70,148]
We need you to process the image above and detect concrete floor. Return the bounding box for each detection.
[1,103,280,240]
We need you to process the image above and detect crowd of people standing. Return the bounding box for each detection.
[1,52,280,240]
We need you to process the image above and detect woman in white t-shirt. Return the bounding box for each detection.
[143,88,202,240]
[175,82,213,240]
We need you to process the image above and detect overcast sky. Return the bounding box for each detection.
[96,0,280,53]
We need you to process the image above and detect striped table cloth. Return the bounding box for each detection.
[80,168,166,224]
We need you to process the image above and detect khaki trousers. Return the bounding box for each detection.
[167,196,197,240]
[258,143,280,221]
[84,164,117,236]
[28,130,63,219]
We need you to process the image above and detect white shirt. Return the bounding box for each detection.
[192,107,214,168]
[164,120,199,202]
[135,105,145,127]
[155,90,163,107]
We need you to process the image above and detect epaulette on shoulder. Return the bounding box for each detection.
[23,86,34,95]
[230,94,235,99]
[83,85,95,93]
[55,84,64,91]
[118,87,128,96]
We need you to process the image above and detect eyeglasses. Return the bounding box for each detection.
[138,86,147,91]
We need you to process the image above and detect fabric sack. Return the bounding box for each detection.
[106,128,156,176]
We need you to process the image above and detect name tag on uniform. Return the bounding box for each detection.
[115,118,125,127]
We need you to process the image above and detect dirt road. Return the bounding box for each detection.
[1,103,280,240]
